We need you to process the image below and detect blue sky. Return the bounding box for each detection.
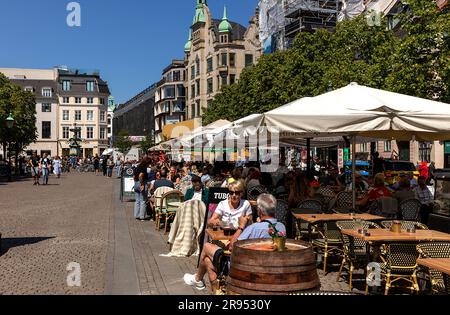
[0,0,259,104]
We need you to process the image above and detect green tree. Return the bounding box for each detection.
[0,73,37,159]
[139,135,155,153]
[115,130,133,154]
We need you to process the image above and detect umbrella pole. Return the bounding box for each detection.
[352,136,356,210]
[307,138,311,179]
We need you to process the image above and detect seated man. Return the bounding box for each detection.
[413,176,434,224]
[184,175,209,207]
[183,194,286,292]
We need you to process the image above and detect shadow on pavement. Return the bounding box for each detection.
[0,237,55,256]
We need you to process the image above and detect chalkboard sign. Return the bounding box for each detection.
[120,167,136,201]
[208,187,230,205]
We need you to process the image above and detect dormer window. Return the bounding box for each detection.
[42,88,52,98]
[220,35,229,43]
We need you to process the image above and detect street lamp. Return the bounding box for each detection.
[5,113,15,182]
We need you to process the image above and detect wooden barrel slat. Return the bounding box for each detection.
[227,238,320,295]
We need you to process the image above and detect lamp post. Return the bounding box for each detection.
[5,113,15,182]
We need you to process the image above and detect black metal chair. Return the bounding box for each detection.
[275,199,290,226]
[312,221,343,274]
[291,207,324,241]
[416,242,450,294]
[381,221,428,230]
[247,185,267,201]
[368,197,399,219]
[399,199,422,221]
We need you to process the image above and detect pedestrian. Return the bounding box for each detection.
[102,156,108,176]
[40,153,51,185]
[93,154,100,176]
[427,161,436,185]
[116,157,123,178]
[133,157,152,221]
[52,156,62,179]
[29,152,40,186]
[107,157,114,178]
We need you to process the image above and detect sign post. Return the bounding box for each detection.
[121,167,136,202]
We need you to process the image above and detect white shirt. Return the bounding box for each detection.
[192,191,202,201]
[214,199,252,229]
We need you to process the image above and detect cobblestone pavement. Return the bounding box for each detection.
[0,173,114,295]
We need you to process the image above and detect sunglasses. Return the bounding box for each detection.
[229,191,242,196]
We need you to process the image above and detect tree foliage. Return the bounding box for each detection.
[139,135,155,153]
[203,0,449,124]
[115,130,133,154]
[0,73,37,157]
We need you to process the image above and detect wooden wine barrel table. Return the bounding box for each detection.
[227,238,320,295]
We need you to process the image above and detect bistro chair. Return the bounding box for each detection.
[312,221,343,274]
[160,190,184,234]
[416,242,450,294]
[381,221,428,230]
[206,180,223,188]
[247,185,267,201]
[399,199,422,221]
[291,207,323,241]
[380,243,420,295]
[336,220,381,291]
[368,197,399,219]
[275,199,290,226]
[153,186,174,231]
[332,191,353,213]
[316,186,336,212]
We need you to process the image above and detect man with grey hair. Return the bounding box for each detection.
[183,193,286,292]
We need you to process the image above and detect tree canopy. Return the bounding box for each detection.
[0,73,37,157]
[115,130,133,154]
[203,0,449,124]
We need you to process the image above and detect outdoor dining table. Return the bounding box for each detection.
[206,229,235,242]
[417,258,450,294]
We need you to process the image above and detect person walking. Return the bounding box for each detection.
[40,153,51,185]
[116,157,123,178]
[29,152,40,186]
[133,157,152,221]
[93,154,100,176]
[107,157,114,178]
[102,156,108,176]
[52,156,62,179]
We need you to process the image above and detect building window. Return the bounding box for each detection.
[173,71,181,82]
[87,110,94,121]
[196,59,200,76]
[42,103,52,113]
[63,110,70,121]
[63,97,70,104]
[42,121,51,139]
[191,65,195,80]
[173,100,185,112]
[245,54,253,67]
[63,80,71,91]
[177,85,185,97]
[75,128,81,139]
[25,86,34,93]
[419,142,432,163]
[86,81,95,92]
[207,57,213,73]
[166,72,173,82]
[87,127,94,139]
[75,111,82,121]
[196,80,200,97]
[163,85,175,98]
[107,127,111,134]
[230,74,236,85]
[42,88,52,97]
[220,35,228,43]
[384,140,392,152]
[107,118,111,125]
[221,74,227,86]
[100,127,106,139]
[207,78,213,94]
[196,102,201,118]
[100,111,106,121]
[75,97,82,104]
[100,98,105,105]
[191,85,196,98]
[361,143,367,152]
[87,97,94,104]
[221,53,227,66]
[63,127,70,139]
[230,53,236,67]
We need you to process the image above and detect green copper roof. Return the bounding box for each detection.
[219,6,232,33]
[192,0,207,25]
[184,31,192,52]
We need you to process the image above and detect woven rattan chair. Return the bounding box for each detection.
[247,185,267,201]
[153,186,174,231]
[416,242,450,294]
[275,199,290,226]
[333,191,353,212]
[399,199,422,221]
[291,207,324,241]
[381,221,428,230]
[368,197,399,219]
[335,220,381,291]
[312,221,343,273]
[380,243,420,295]
[160,190,184,234]
[316,186,336,212]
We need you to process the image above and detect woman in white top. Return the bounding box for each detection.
[208,181,253,230]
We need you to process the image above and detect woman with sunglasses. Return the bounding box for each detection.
[208,181,253,230]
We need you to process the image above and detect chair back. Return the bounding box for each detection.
[154,186,174,210]
[335,191,353,210]
[275,199,289,226]
[336,221,366,258]
[381,220,428,230]
[399,199,422,221]
[369,197,398,218]
[247,185,267,201]
[385,243,419,270]
[161,190,184,212]
[417,242,450,292]
[297,199,323,212]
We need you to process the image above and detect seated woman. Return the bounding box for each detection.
[357,173,392,210]
[183,194,286,292]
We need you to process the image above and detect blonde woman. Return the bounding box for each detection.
[208,180,253,230]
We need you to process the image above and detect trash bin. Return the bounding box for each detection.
[120,166,136,202]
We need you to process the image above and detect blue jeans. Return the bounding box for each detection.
[134,182,148,220]
[41,168,49,184]
[116,166,122,177]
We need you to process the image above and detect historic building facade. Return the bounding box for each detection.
[183,0,262,120]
